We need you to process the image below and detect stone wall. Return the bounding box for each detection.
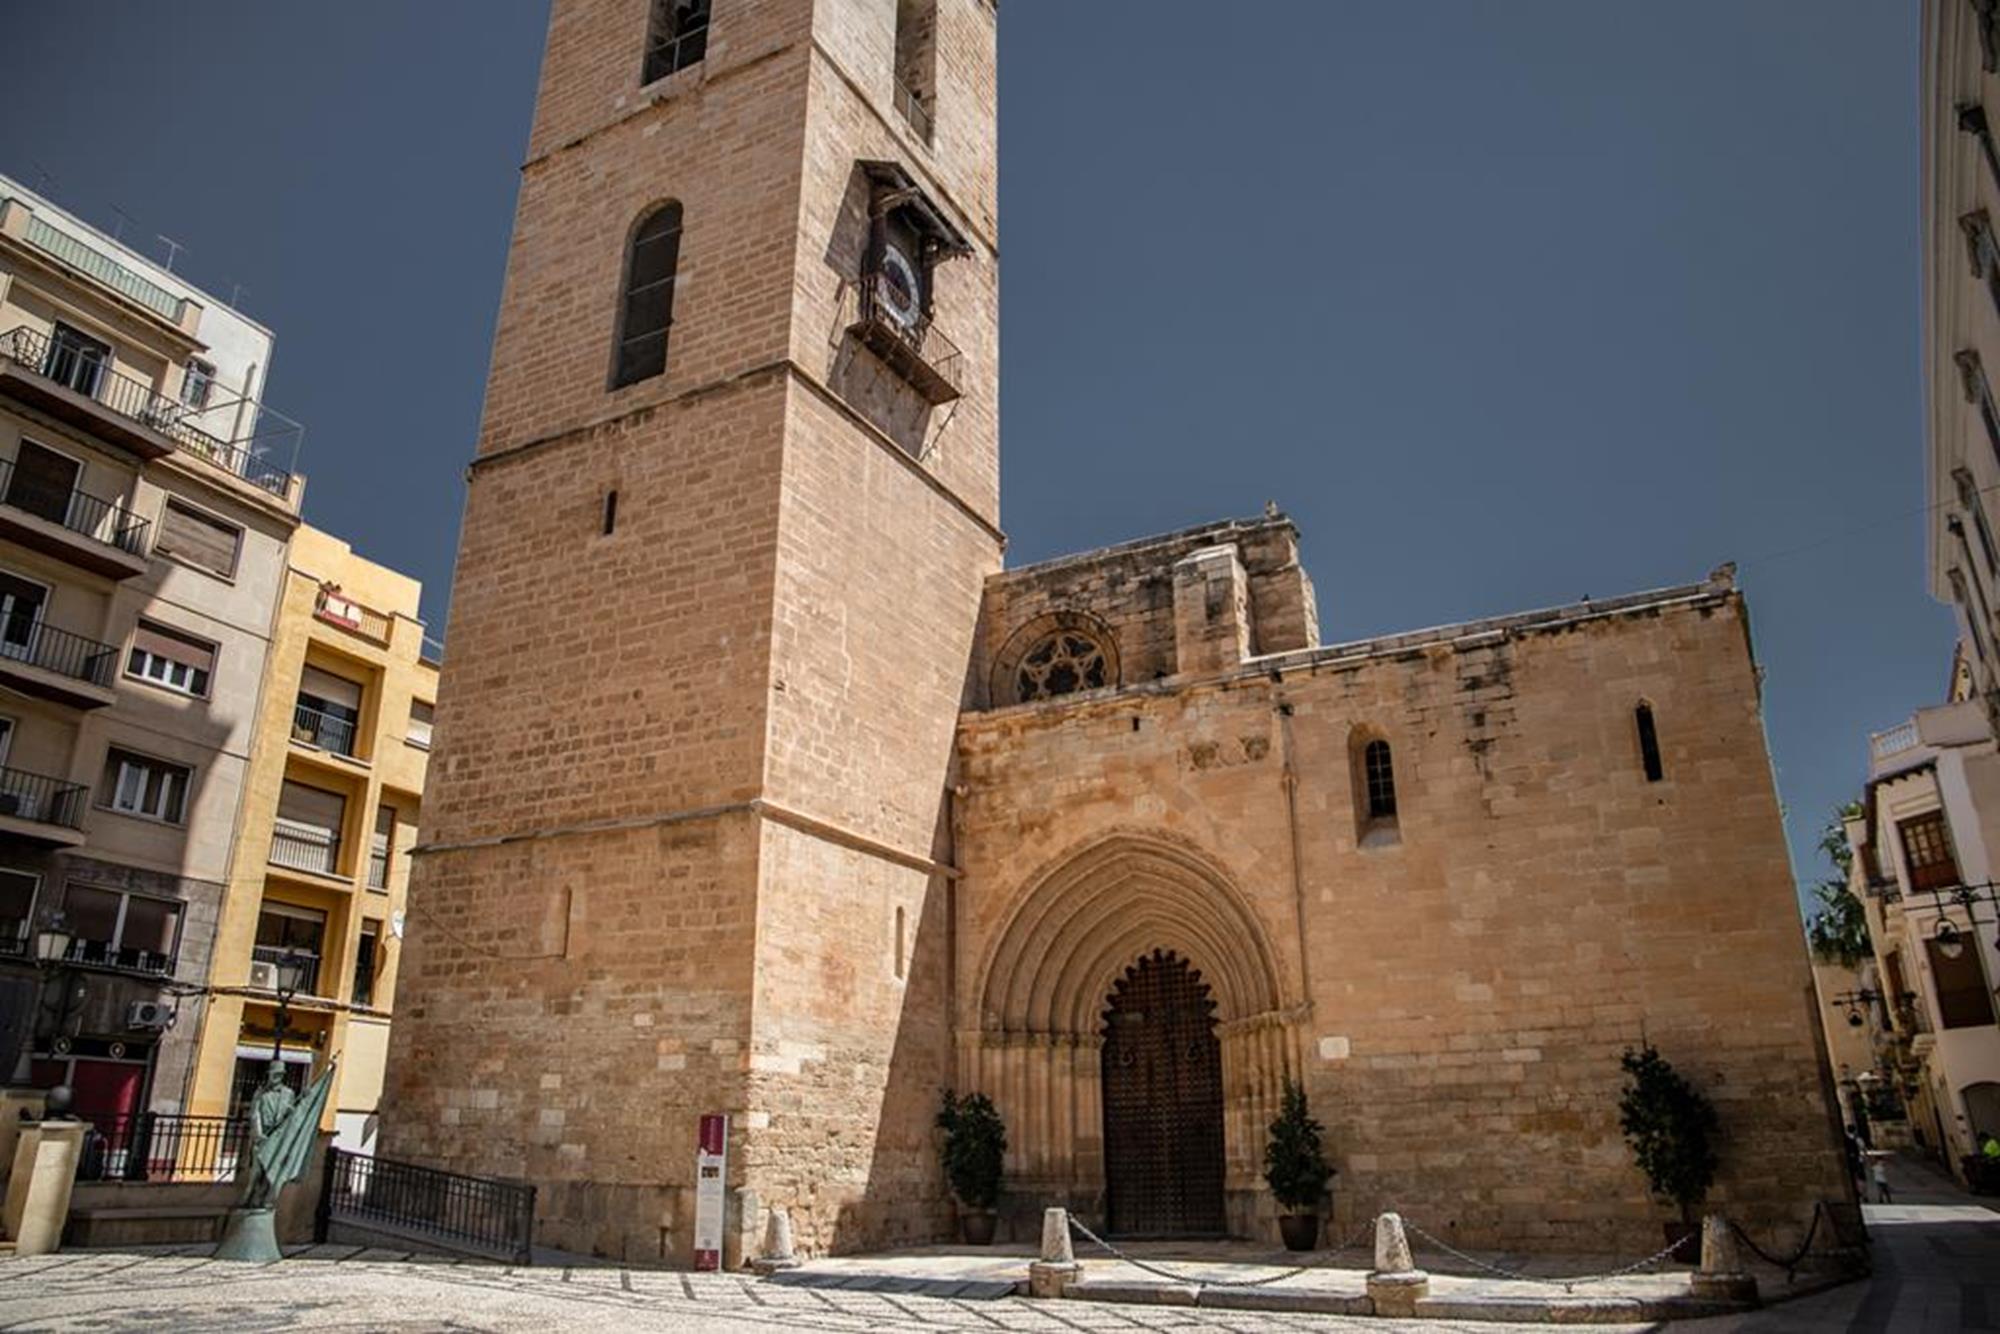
[955,569,1850,1254]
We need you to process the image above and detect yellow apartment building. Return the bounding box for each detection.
[184,524,435,1153]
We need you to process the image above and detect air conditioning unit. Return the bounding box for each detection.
[126,1000,172,1031]
[247,960,279,991]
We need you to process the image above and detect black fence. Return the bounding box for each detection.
[318,1149,536,1264]
[0,455,151,556]
[77,1112,247,1183]
[0,616,119,687]
[291,701,358,757]
[0,764,89,829]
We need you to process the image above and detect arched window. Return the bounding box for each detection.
[1016,630,1109,702]
[643,0,711,85]
[611,203,683,389]
[1636,703,1663,783]
[1363,740,1397,819]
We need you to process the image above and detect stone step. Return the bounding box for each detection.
[761,1269,1019,1301]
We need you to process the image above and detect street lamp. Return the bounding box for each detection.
[8,912,77,1089]
[268,946,307,1064]
[1934,916,1966,960]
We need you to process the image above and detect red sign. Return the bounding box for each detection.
[693,1113,729,1271]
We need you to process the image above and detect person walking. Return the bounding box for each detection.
[1867,1151,1893,1204]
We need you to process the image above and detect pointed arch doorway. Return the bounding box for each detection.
[1101,949,1226,1236]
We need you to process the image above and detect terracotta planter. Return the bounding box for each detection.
[1278,1212,1320,1252]
[960,1209,998,1245]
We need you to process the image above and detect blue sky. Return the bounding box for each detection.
[0,1,1945,898]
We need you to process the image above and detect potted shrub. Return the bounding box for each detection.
[937,1089,1006,1244]
[1264,1079,1336,1251]
[1618,1043,1719,1258]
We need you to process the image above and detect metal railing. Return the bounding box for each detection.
[270,824,341,877]
[251,942,321,995]
[64,935,174,976]
[0,764,88,829]
[78,1112,247,1183]
[0,454,151,556]
[318,1148,537,1265]
[894,80,935,142]
[0,915,24,956]
[0,615,119,687]
[292,701,358,757]
[855,271,962,395]
[368,843,390,890]
[0,326,298,496]
[312,586,394,645]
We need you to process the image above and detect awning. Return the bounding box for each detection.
[858,159,974,258]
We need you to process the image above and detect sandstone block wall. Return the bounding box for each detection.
[954,573,1850,1254]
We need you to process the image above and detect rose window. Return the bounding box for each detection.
[1017,632,1109,701]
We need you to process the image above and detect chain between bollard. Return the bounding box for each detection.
[1064,1213,1375,1288]
[1396,1217,1694,1296]
[1725,1202,1824,1282]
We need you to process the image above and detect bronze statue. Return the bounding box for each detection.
[216,1058,336,1262]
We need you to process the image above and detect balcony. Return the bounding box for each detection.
[250,943,321,997]
[0,617,119,708]
[0,455,150,578]
[64,934,173,977]
[291,701,359,759]
[368,843,389,891]
[313,586,393,647]
[0,916,24,957]
[269,823,341,879]
[0,326,298,498]
[848,272,963,405]
[0,765,88,845]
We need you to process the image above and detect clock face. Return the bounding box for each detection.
[879,243,923,329]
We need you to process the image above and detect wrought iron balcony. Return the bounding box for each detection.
[894,80,935,143]
[291,701,359,758]
[0,326,297,497]
[0,916,24,957]
[848,272,963,405]
[0,615,119,707]
[64,934,174,977]
[0,764,88,840]
[270,824,341,878]
[251,943,321,995]
[0,454,150,575]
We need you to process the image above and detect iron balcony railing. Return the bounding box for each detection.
[270,823,341,878]
[0,615,119,688]
[852,271,963,404]
[0,326,298,497]
[0,764,88,829]
[251,942,322,995]
[292,701,358,757]
[318,1148,537,1265]
[65,934,174,976]
[0,915,24,956]
[77,1112,248,1183]
[0,455,151,556]
[312,586,394,645]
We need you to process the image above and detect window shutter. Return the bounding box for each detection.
[299,666,364,710]
[158,502,241,577]
[277,780,346,834]
[133,622,215,673]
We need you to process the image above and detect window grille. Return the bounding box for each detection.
[643,0,710,84]
[1364,740,1397,820]
[611,203,683,389]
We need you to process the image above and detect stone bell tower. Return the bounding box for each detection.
[378,0,999,1263]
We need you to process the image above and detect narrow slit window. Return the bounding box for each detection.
[1363,740,1397,819]
[602,489,619,535]
[893,905,907,980]
[1636,704,1664,782]
[611,203,683,389]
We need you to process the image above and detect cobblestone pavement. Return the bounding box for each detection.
[0,1246,1640,1333]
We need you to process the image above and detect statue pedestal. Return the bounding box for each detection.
[215,1206,281,1262]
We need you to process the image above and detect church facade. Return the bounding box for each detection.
[379,0,1849,1265]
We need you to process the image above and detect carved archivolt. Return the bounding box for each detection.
[976,832,1284,1036]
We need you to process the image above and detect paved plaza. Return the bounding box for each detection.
[0,1156,1993,1333]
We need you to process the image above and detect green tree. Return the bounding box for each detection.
[1618,1044,1719,1226]
[1805,802,1871,968]
[1263,1079,1336,1211]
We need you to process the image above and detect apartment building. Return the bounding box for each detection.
[0,176,304,1129]
[183,525,434,1155]
[1849,674,2000,1176]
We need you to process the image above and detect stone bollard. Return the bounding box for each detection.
[750,1205,800,1274]
[2,1119,85,1257]
[1688,1214,1759,1305]
[1027,1207,1082,1299]
[1364,1212,1430,1318]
